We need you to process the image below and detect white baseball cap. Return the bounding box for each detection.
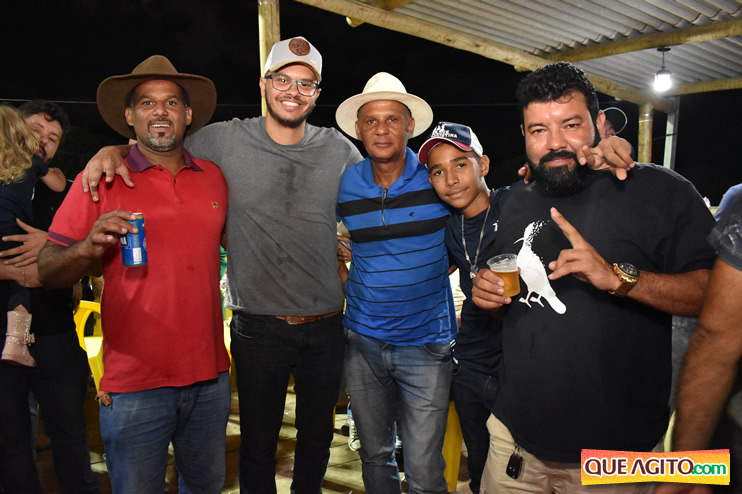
[263,36,322,81]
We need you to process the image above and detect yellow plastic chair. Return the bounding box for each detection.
[73,300,98,351]
[73,301,104,392]
[442,401,463,492]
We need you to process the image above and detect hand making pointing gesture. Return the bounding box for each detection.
[548,207,621,292]
[518,135,634,183]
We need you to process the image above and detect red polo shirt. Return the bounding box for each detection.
[48,146,229,392]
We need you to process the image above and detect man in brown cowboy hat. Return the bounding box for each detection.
[37,55,231,493]
[63,37,363,493]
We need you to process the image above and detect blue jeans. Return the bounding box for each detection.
[99,371,231,494]
[344,330,452,494]
[0,330,99,494]
[230,312,345,494]
[451,362,499,494]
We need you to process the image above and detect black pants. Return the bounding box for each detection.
[451,362,499,494]
[0,330,99,494]
[230,312,345,494]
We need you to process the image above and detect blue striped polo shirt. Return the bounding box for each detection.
[337,147,456,346]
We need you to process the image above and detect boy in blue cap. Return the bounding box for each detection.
[419,122,513,493]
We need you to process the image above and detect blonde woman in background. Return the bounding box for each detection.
[0,105,65,367]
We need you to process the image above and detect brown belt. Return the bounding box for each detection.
[275,311,341,325]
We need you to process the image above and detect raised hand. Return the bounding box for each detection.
[547,207,619,292]
[577,135,634,180]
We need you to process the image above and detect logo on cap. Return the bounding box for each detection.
[289,38,311,56]
[431,123,460,139]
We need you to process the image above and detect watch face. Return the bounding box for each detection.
[618,262,639,277]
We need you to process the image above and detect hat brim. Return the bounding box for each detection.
[265,61,322,82]
[97,73,217,140]
[335,91,433,139]
[418,138,474,165]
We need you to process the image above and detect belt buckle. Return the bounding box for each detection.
[286,316,300,325]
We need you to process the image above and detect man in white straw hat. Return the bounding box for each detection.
[37,55,231,493]
[336,72,454,494]
[77,37,363,493]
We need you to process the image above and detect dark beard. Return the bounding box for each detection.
[528,150,593,196]
[265,96,315,129]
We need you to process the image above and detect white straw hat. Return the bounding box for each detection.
[335,72,433,139]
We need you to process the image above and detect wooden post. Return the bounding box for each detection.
[258,0,281,116]
[663,99,680,170]
[638,102,653,164]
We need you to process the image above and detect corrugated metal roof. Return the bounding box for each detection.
[392,0,742,91]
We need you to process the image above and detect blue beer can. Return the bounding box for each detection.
[120,213,147,266]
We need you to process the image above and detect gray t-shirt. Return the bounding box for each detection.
[186,117,362,316]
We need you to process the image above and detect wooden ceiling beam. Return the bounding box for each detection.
[346,0,413,27]
[668,77,742,96]
[296,0,676,112]
[545,19,742,63]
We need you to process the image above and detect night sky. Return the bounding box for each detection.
[3,0,740,202]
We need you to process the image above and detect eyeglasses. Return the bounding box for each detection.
[265,74,320,97]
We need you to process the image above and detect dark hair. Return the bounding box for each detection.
[125,81,190,109]
[516,62,600,133]
[18,100,71,133]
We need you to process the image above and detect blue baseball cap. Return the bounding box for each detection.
[418,121,483,165]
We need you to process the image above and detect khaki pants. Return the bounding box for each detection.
[480,414,659,494]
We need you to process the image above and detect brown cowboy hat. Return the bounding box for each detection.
[97,55,217,139]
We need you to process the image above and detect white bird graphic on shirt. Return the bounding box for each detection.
[515,221,567,314]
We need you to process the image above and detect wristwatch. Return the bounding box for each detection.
[609,262,639,296]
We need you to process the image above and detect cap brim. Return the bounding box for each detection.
[335,91,433,139]
[418,138,474,165]
[265,61,322,82]
[97,73,216,140]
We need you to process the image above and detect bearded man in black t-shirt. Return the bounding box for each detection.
[471,62,716,494]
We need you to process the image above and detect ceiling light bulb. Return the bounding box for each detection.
[654,69,673,92]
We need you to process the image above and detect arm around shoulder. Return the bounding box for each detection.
[82,144,134,200]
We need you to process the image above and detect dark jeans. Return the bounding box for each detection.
[451,362,499,494]
[230,312,345,494]
[0,330,99,494]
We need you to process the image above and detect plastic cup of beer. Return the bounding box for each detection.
[487,254,520,298]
